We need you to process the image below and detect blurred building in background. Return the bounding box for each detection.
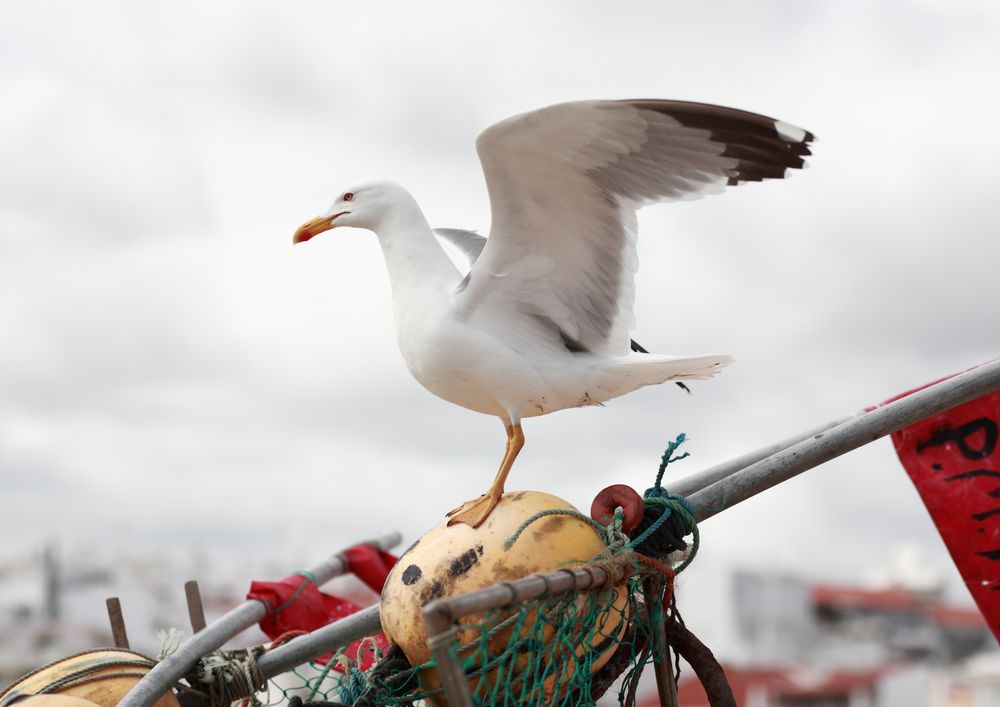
[669,554,998,707]
[0,543,330,688]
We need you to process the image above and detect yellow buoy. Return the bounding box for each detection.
[380,490,629,703]
[10,696,100,707]
[0,650,179,707]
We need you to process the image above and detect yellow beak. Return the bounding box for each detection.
[293,211,347,244]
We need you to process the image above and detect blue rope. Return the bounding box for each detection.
[629,434,700,573]
[653,433,690,489]
[295,570,318,584]
[338,664,367,705]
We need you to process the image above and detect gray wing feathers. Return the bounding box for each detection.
[433,227,487,264]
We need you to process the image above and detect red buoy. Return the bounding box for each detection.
[590,484,644,534]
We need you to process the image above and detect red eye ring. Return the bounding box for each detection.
[343,192,354,202]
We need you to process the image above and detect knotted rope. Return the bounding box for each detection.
[192,646,268,707]
[628,434,699,572]
[336,664,367,706]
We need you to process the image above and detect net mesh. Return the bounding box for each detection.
[264,659,352,705]
[265,564,664,707]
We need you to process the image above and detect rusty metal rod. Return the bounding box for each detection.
[424,602,475,707]
[106,597,129,648]
[426,564,626,625]
[643,581,678,707]
[420,561,634,707]
[184,581,207,634]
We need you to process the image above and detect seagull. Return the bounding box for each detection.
[294,99,814,527]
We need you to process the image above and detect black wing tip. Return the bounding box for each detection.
[622,98,815,140]
[622,99,816,184]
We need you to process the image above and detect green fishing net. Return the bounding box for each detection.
[266,566,665,707]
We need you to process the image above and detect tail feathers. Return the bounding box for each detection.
[599,353,733,396]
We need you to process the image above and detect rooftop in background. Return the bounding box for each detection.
[670,664,892,707]
[813,584,987,630]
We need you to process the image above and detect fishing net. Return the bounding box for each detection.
[264,559,669,707]
[263,660,351,705]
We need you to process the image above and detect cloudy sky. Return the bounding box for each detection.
[2,0,998,646]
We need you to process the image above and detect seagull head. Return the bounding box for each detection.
[293,180,412,243]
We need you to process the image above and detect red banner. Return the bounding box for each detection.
[892,387,1000,640]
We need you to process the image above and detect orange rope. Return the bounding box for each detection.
[635,552,676,605]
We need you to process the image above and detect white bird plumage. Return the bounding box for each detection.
[294,99,814,526]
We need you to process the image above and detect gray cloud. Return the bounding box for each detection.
[1,1,998,642]
[0,85,212,246]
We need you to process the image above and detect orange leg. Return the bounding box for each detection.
[447,422,525,527]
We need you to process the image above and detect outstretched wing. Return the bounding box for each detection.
[456,99,814,356]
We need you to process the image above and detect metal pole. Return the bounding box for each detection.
[688,359,1000,522]
[257,605,383,678]
[674,363,992,499]
[669,414,856,497]
[119,531,402,707]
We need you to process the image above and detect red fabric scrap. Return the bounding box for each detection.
[343,543,399,594]
[247,543,398,668]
